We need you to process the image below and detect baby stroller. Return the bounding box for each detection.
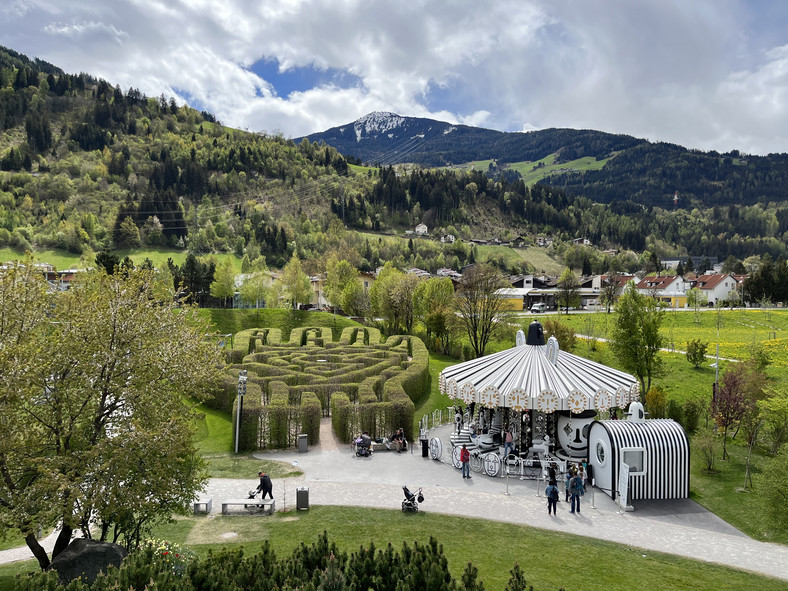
[401,485,424,513]
[355,435,373,457]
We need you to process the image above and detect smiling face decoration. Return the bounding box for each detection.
[556,411,597,458]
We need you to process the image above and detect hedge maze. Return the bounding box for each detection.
[210,326,430,451]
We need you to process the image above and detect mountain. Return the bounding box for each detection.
[298,111,643,168]
[300,112,788,210]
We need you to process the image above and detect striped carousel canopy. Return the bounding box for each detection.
[439,322,639,414]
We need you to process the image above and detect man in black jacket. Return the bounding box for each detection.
[256,471,273,499]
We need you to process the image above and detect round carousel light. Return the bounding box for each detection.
[616,387,630,408]
[536,390,559,413]
[480,386,500,408]
[460,383,475,404]
[508,387,529,411]
[594,389,612,412]
[567,389,588,414]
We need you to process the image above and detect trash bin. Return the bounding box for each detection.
[296,486,309,510]
[298,433,308,453]
[421,438,429,458]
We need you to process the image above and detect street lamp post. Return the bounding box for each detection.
[234,370,248,454]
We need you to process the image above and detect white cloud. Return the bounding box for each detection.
[1,0,787,154]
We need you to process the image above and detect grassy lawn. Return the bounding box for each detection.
[506,154,610,186]
[690,438,786,545]
[200,454,302,479]
[413,352,456,434]
[191,400,301,479]
[0,246,241,271]
[538,308,788,366]
[475,243,565,275]
[4,507,783,591]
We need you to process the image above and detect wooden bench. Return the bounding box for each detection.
[221,498,276,515]
[193,498,212,514]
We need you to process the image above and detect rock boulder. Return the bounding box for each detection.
[48,538,128,585]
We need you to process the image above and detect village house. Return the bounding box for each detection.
[436,267,463,281]
[684,273,740,306]
[636,275,688,308]
[415,223,428,236]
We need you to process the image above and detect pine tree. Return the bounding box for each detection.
[460,561,485,590]
[504,563,531,591]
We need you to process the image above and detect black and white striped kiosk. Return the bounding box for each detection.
[588,401,690,501]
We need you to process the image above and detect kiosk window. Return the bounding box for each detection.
[621,447,646,474]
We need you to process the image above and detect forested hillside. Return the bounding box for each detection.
[2,45,787,276]
[0,45,368,269]
[361,167,788,260]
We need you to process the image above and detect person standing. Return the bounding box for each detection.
[564,468,573,502]
[256,471,273,499]
[569,471,583,513]
[547,462,557,484]
[460,444,471,479]
[503,429,514,458]
[545,480,559,516]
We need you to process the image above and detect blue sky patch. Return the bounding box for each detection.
[250,59,362,97]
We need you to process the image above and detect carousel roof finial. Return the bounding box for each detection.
[526,321,545,345]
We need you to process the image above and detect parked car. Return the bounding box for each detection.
[530,303,547,313]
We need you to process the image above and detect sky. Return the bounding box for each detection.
[2,0,788,155]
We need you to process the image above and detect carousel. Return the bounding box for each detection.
[432,321,640,479]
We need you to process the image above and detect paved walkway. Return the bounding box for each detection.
[3,419,787,583]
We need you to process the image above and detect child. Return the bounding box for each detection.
[545,481,559,515]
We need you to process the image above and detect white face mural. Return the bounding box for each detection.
[557,411,596,459]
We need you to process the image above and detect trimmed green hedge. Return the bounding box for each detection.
[224,327,429,449]
[300,392,321,445]
[331,392,353,443]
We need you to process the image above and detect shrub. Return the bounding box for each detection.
[542,319,577,353]
[666,398,684,425]
[682,397,705,433]
[685,339,708,369]
[694,428,719,472]
[645,386,667,419]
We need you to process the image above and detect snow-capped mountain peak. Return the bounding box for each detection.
[354,112,406,142]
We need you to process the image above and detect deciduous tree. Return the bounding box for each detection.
[556,267,580,314]
[240,270,271,312]
[712,362,757,460]
[455,264,509,358]
[280,255,311,310]
[609,283,664,394]
[209,257,236,307]
[686,287,708,323]
[414,277,456,354]
[0,261,224,570]
[325,256,359,311]
[599,273,623,313]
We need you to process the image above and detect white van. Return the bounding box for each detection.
[530,303,547,313]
